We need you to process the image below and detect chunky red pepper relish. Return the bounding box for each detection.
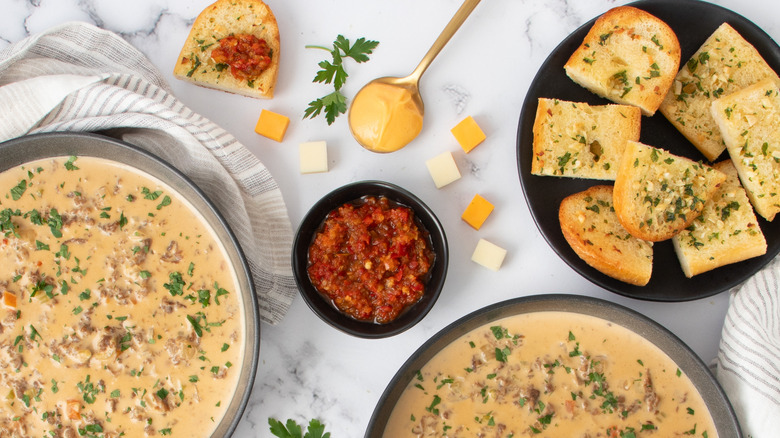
[307,196,435,323]
[210,33,272,80]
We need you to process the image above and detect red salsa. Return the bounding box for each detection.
[210,34,272,80]
[307,196,435,324]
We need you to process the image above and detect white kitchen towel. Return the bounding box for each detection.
[716,255,780,437]
[0,22,296,325]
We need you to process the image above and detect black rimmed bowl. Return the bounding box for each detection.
[292,180,448,338]
[364,294,741,437]
[0,132,259,437]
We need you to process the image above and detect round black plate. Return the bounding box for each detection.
[517,0,780,301]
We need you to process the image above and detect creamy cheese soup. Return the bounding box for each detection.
[384,311,717,437]
[0,156,244,437]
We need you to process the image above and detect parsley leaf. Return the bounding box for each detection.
[64,155,79,170]
[187,314,203,337]
[304,35,378,125]
[0,208,21,237]
[335,35,379,63]
[304,91,347,126]
[10,179,27,200]
[268,418,331,438]
[48,208,63,238]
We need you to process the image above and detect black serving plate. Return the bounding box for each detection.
[517,0,780,301]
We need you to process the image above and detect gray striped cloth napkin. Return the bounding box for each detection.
[716,255,780,437]
[0,22,296,325]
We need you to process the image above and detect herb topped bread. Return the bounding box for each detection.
[711,78,780,221]
[563,6,681,116]
[559,185,653,286]
[672,160,766,277]
[173,0,280,99]
[531,98,641,179]
[660,23,780,161]
[613,141,726,241]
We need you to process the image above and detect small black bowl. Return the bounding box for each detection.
[292,180,449,338]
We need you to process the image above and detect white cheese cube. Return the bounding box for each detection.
[471,238,507,271]
[425,151,461,188]
[299,141,328,174]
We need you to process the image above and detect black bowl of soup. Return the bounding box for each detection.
[292,180,448,338]
[365,294,741,437]
[0,132,259,437]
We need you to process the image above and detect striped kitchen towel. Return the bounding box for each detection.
[0,22,296,325]
[716,254,780,437]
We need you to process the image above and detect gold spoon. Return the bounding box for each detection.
[348,0,482,153]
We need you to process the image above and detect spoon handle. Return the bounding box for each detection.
[410,0,481,81]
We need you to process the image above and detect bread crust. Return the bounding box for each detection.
[660,23,780,161]
[559,185,653,286]
[531,98,641,180]
[173,0,280,99]
[672,160,766,277]
[564,6,680,116]
[613,141,726,241]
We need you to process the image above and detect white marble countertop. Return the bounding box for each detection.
[3,0,777,436]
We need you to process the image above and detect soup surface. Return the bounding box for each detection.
[0,156,243,437]
[384,311,717,437]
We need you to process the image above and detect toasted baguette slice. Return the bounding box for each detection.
[531,98,641,179]
[711,79,780,221]
[613,141,726,241]
[672,160,766,277]
[173,0,280,99]
[560,185,653,286]
[564,6,680,116]
[660,23,780,161]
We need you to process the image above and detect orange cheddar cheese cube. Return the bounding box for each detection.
[451,116,486,153]
[462,194,494,230]
[255,109,289,142]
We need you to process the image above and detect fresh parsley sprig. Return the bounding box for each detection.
[268,418,330,438]
[304,35,379,125]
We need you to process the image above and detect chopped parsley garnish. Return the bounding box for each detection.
[48,208,63,238]
[187,314,204,337]
[10,179,27,200]
[164,271,186,296]
[156,195,172,210]
[64,155,79,170]
[142,187,162,200]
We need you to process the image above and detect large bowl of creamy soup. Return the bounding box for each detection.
[365,294,742,437]
[0,132,259,437]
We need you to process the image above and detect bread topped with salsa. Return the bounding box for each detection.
[173,0,280,99]
[564,6,680,116]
